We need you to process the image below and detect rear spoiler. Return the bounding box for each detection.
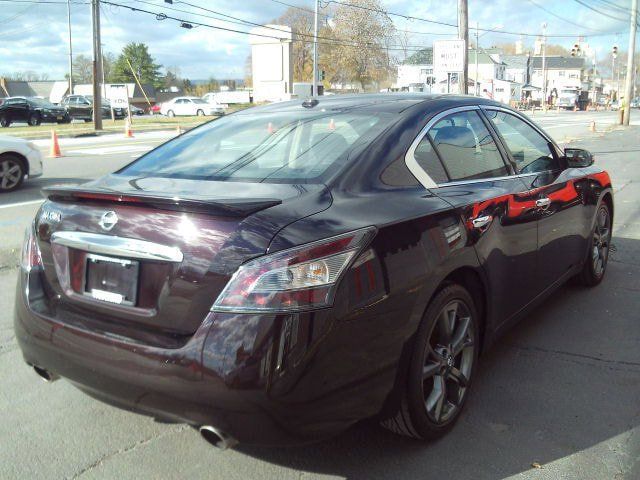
[42,186,282,217]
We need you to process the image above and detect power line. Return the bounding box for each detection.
[102,0,437,52]
[571,0,629,22]
[524,0,609,32]
[325,0,625,37]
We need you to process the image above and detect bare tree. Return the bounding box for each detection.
[272,7,314,82]
[321,0,396,91]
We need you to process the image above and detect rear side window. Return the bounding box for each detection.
[485,110,561,174]
[412,136,448,183]
[428,110,509,181]
[120,111,396,183]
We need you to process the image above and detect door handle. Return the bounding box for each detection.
[535,197,551,209]
[471,215,493,229]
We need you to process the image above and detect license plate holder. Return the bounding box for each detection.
[84,253,139,306]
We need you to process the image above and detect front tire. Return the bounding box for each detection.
[167,110,175,118]
[0,115,10,128]
[28,113,41,126]
[196,109,205,116]
[578,203,612,286]
[0,154,25,192]
[382,284,479,440]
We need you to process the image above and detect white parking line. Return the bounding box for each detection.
[0,199,44,209]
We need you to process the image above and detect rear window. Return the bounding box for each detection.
[119,110,395,183]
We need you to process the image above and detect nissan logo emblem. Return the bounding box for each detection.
[99,211,118,231]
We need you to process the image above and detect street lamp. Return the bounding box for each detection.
[474,23,503,96]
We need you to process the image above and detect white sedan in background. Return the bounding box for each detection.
[0,135,42,192]
[160,97,225,117]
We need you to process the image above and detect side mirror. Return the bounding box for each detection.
[564,148,594,168]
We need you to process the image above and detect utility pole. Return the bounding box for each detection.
[91,0,103,130]
[592,53,597,108]
[623,0,637,125]
[312,0,319,97]
[66,0,73,95]
[541,22,547,111]
[475,22,479,96]
[458,0,469,94]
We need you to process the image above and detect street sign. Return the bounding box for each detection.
[433,40,466,73]
[107,84,130,109]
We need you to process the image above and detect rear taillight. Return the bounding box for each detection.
[21,224,42,272]
[212,227,376,313]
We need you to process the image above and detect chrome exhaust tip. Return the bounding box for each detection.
[199,425,238,450]
[33,366,59,383]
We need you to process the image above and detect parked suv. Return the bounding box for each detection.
[0,97,70,127]
[60,95,126,122]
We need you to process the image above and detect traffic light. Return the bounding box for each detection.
[320,70,326,81]
[612,45,618,58]
[571,43,580,57]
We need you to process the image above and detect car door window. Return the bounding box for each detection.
[485,110,561,174]
[427,110,509,181]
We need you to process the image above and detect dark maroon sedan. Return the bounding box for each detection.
[15,94,613,448]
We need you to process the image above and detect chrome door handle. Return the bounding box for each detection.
[471,215,493,228]
[535,197,551,209]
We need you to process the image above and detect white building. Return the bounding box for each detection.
[467,49,506,95]
[249,25,294,103]
[394,48,435,92]
[531,56,585,92]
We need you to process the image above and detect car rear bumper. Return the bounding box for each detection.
[14,268,397,446]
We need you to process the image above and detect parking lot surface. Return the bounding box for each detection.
[0,114,638,479]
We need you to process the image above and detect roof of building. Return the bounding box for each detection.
[404,48,433,65]
[502,55,530,69]
[531,56,585,69]
[468,50,505,65]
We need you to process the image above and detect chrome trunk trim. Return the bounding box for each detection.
[51,231,184,263]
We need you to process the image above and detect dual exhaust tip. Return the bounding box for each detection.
[32,365,236,450]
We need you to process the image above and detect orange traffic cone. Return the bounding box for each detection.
[124,117,134,138]
[49,130,62,158]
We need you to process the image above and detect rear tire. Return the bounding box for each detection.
[0,115,9,128]
[0,154,26,192]
[381,284,479,440]
[196,109,205,116]
[578,203,611,287]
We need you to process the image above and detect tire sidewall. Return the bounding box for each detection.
[583,203,611,285]
[0,116,9,128]
[0,154,25,192]
[406,284,480,438]
[28,113,41,126]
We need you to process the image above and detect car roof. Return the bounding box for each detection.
[244,93,506,115]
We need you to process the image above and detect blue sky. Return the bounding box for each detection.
[0,0,633,80]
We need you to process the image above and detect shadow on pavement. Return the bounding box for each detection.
[237,236,640,479]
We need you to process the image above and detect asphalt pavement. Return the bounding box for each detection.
[0,111,639,479]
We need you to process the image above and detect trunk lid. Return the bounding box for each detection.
[35,174,331,343]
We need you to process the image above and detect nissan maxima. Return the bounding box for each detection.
[15,94,613,448]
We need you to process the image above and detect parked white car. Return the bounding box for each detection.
[160,97,224,117]
[0,135,43,192]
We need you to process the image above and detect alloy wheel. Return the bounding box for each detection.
[422,299,475,424]
[0,158,23,190]
[592,206,611,277]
